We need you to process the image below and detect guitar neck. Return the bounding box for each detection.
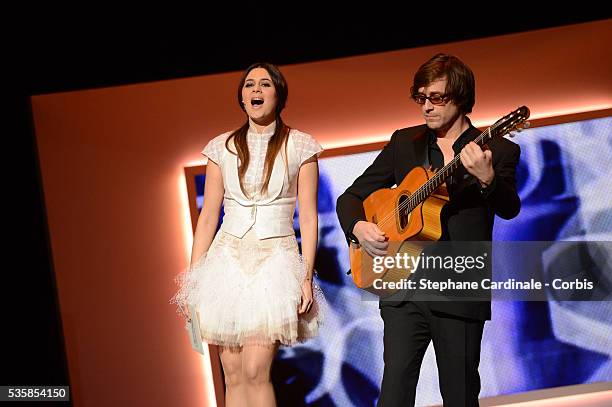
[408,126,497,211]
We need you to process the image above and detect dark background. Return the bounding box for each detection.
[4,10,609,405]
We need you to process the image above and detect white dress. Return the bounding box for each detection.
[171,122,325,347]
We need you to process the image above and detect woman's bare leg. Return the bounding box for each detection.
[219,346,247,407]
[242,343,279,407]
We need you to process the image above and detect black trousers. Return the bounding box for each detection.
[377,301,485,407]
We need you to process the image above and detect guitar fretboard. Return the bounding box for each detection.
[404,124,499,215]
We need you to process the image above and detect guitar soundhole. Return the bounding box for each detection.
[398,194,410,229]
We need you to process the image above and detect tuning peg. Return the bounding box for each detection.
[508,132,516,138]
[523,121,531,129]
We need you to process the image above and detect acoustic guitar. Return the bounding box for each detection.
[349,106,530,297]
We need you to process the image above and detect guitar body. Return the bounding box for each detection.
[349,166,449,297]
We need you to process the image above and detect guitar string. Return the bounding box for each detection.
[374,120,512,230]
[375,126,492,229]
[376,110,526,229]
[376,123,505,229]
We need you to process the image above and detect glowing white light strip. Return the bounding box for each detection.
[498,390,612,406]
[323,106,612,151]
[177,171,217,407]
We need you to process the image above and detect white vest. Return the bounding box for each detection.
[219,132,303,239]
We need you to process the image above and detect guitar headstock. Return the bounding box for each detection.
[489,106,530,139]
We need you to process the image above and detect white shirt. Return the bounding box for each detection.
[201,120,323,238]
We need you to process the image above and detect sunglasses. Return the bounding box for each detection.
[411,93,450,105]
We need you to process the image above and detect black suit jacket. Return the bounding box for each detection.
[336,124,521,320]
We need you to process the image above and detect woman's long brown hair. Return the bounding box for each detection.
[225,62,290,198]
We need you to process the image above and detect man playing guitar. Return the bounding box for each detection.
[336,53,521,407]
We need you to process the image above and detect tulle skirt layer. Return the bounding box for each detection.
[170,228,324,347]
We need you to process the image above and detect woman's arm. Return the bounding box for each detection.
[190,160,225,266]
[297,155,319,279]
[297,155,319,313]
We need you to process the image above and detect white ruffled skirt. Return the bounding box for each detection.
[170,227,324,347]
